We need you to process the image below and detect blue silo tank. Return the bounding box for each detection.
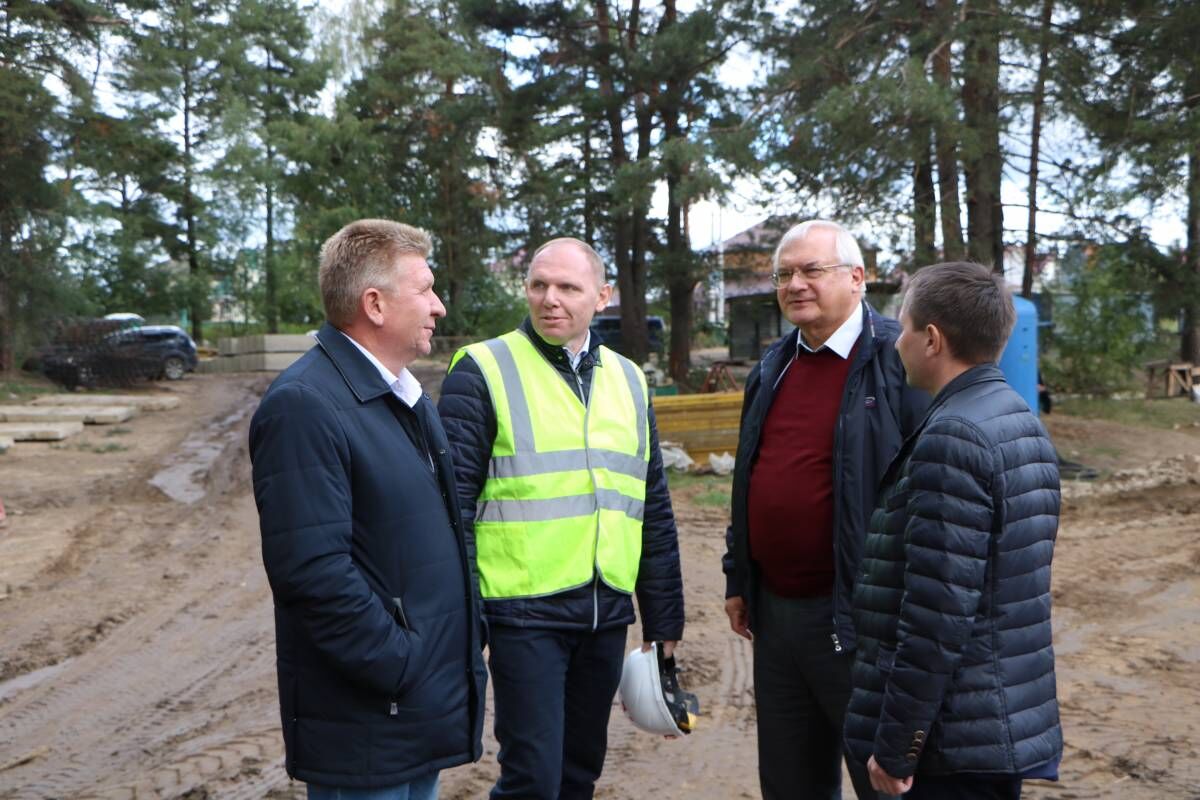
[998,295,1039,416]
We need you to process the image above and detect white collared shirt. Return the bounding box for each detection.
[339,330,423,408]
[796,303,864,360]
[564,331,591,372]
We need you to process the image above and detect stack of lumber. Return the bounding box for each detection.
[200,334,314,373]
[653,391,743,464]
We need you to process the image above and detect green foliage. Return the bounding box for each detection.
[1043,243,1159,396]
[1058,396,1200,431]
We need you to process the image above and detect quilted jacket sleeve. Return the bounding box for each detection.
[436,355,495,575]
[250,383,417,696]
[636,401,685,642]
[873,415,995,777]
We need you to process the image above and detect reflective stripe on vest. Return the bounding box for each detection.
[453,330,649,600]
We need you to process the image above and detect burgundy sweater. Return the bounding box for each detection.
[748,345,856,597]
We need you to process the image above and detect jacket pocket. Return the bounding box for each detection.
[392,596,414,631]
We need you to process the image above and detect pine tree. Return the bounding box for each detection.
[117,0,233,342]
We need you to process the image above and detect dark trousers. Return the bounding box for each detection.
[908,774,1021,800]
[488,624,627,800]
[753,588,880,800]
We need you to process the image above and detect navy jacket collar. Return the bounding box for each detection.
[924,362,1005,420]
[313,321,395,403]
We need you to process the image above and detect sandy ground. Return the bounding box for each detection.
[0,372,1198,799]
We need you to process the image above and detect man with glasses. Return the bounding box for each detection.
[722,220,928,799]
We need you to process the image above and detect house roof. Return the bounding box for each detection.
[711,215,802,253]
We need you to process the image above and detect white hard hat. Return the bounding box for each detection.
[618,642,699,737]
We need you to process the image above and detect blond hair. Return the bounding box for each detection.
[318,219,433,325]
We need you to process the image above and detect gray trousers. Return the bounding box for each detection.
[753,587,881,800]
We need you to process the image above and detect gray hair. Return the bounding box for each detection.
[528,238,608,288]
[772,220,865,271]
[319,219,433,326]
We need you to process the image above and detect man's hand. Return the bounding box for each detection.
[724,596,752,640]
[641,640,678,657]
[867,756,913,795]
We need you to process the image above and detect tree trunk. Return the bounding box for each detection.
[264,55,278,333]
[1022,0,1052,299]
[913,131,937,268]
[595,0,649,364]
[962,0,1004,271]
[1183,120,1200,363]
[931,3,965,260]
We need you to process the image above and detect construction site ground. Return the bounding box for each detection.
[0,370,1198,799]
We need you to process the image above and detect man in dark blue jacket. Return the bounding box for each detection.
[721,220,928,799]
[844,262,1063,800]
[250,220,487,799]
[438,238,684,800]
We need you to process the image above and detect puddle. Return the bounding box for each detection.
[0,659,73,704]
[148,401,253,504]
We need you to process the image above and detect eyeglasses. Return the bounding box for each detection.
[770,263,853,288]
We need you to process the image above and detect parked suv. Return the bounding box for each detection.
[588,316,666,358]
[43,325,198,389]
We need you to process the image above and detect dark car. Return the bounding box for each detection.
[43,325,198,389]
[589,316,666,359]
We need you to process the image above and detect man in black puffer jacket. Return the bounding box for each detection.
[845,262,1063,800]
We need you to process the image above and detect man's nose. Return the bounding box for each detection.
[431,291,447,318]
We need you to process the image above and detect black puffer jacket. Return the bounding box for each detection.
[722,302,929,651]
[437,318,685,642]
[844,364,1062,778]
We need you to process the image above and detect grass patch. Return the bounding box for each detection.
[667,471,732,491]
[668,470,733,507]
[0,376,55,397]
[88,442,129,453]
[104,426,133,437]
[694,488,731,507]
[1058,397,1200,430]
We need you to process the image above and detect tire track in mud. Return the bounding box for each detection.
[1027,456,1200,799]
[0,376,288,800]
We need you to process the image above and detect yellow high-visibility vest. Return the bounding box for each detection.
[451,330,650,599]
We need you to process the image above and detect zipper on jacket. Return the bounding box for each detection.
[579,361,602,633]
[830,306,874,652]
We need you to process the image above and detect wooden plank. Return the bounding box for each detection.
[0,405,136,424]
[0,421,85,441]
[653,391,743,463]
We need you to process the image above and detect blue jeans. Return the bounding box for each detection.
[307,773,438,800]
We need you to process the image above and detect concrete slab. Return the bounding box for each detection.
[0,405,136,424]
[0,421,85,441]
[241,352,306,371]
[239,334,314,353]
[0,436,12,453]
[31,394,181,411]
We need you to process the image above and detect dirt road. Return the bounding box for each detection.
[0,373,1197,798]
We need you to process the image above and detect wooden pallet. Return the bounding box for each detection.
[653,391,743,464]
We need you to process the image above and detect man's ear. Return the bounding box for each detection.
[926,323,944,357]
[361,287,385,327]
[595,283,613,312]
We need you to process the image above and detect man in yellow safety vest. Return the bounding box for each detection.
[438,237,685,800]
